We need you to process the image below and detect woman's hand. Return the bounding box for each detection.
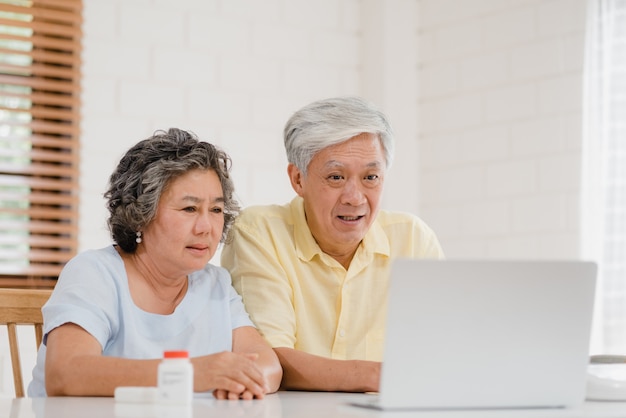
[193,351,270,399]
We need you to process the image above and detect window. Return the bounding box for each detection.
[0,0,82,288]
[582,0,626,354]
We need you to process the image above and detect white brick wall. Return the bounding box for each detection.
[78,0,375,250]
[417,0,587,260]
[78,0,421,250]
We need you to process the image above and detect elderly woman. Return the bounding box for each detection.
[27,128,282,399]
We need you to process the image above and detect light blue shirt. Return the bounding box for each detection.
[27,245,253,397]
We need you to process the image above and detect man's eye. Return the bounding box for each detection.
[328,175,343,181]
[183,206,196,213]
[211,207,223,214]
[366,174,379,181]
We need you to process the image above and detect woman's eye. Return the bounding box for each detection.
[183,206,196,213]
[211,207,224,214]
[328,175,343,181]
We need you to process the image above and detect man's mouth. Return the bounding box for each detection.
[338,215,364,221]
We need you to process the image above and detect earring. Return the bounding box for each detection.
[135,231,142,244]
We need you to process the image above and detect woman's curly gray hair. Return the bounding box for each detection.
[104,128,239,253]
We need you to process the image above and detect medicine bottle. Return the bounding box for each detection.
[157,350,194,405]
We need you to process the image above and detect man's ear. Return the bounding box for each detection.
[287,163,304,196]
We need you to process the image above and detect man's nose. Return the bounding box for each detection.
[341,178,366,205]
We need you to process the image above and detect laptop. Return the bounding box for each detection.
[352,259,597,411]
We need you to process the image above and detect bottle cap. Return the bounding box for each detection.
[163,350,189,359]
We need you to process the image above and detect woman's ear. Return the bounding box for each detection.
[287,163,304,196]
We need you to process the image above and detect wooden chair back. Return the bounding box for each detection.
[0,288,52,397]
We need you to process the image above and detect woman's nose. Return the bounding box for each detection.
[195,212,214,234]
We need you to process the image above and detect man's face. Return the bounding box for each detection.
[288,132,386,264]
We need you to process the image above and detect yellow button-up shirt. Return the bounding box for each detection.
[221,197,444,361]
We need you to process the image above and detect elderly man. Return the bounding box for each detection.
[221,96,444,392]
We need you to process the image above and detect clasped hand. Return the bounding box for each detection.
[195,352,270,400]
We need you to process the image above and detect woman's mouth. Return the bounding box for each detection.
[188,244,209,253]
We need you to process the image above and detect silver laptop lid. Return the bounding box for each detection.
[378,259,597,410]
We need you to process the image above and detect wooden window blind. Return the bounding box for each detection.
[0,0,82,288]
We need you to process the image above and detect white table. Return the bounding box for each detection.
[2,391,626,418]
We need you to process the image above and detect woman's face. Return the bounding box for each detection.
[141,168,225,277]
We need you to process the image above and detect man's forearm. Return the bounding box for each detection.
[274,347,380,392]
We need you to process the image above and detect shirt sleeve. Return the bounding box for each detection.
[221,268,256,330]
[221,216,297,349]
[411,215,445,259]
[42,249,120,351]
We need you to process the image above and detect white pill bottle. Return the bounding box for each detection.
[157,350,194,405]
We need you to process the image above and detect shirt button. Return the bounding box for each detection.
[339,329,346,337]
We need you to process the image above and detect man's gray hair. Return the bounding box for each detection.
[283,96,394,175]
